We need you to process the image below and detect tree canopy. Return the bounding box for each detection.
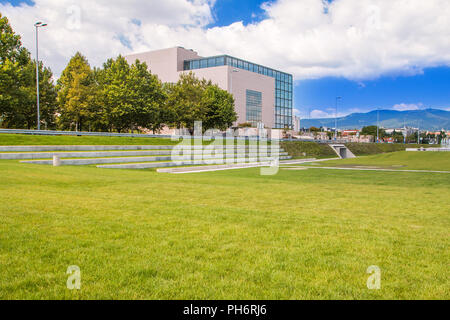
[0,13,238,133]
[166,72,236,133]
[0,13,57,129]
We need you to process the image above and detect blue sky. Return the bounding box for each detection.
[2,0,449,118]
[208,0,450,117]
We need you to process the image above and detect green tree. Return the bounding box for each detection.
[166,72,210,133]
[361,125,385,139]
[391,130,405,143]
[0,13,57,129]
[97,56,134,133]
[200,84,236,131]
[0,12,23,63]
[406,134,418,144]
[57,52,96,131]
[127,60,167,133]
[6,61,57,129]
[165,72,236,133]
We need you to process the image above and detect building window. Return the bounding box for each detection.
[216,56,225,66]
[246,90,262,125]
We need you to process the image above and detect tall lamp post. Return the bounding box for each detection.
[35,22,47,131]
[377,108,380,143]
[335,96,342,140]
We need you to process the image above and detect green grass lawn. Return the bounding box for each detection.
[0,133,177,146]
[311,151,450,171]
[0,153,449,300]
[345,142,434,156]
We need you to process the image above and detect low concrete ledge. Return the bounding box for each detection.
[0,145,285,152]
[97,156,292,169]
[20,153,290,166]
[157,158,317,174]
[406,148,450,152]
[157,162,273,174]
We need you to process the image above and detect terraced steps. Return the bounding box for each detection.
[21,152,289,166]
[1,145,285,160]
[98,156,293,169]
[0,145,277,152]
[2,144,292,170]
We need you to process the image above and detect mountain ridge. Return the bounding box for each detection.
[299,109,450,131]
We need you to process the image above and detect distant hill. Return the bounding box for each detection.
[300,109,450,131]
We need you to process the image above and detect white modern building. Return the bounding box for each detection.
[125,47,294,129]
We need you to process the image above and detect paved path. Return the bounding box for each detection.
[157,159,317,174]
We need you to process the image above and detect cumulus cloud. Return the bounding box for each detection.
[2,0,450,80]
[392,103,423,111]
[310,109,348,119]
[0,0,215,76]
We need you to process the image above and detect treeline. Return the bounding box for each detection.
[0,13,237,134]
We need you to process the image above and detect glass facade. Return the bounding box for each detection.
[184,55,293,129]
[246,90,262,125]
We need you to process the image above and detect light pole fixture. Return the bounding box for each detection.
[377,108,380,143]
[35,21,47,131]
[335,96,342,140]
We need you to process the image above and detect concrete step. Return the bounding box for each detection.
[0,145,285,152]
[21,153,289,166]
[4,149,286,160]
[0,145,174,152]
[157,159,316,174]
[157,162,276,174]
[97,156,292,169]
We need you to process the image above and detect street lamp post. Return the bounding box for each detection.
[377,108,380,143]
[34,22,47,131]
[335,96,342,140]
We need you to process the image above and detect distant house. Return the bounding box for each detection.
[342,130,359,136]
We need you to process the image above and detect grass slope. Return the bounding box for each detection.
[0,153,449,299]
[281,141,337,159]
[345,143,433,156]
[0,134,177,146]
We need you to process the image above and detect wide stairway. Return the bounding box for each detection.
[0,145,292,169]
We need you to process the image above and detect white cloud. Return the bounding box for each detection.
[310,109,348,119]
[2,0,450,80]
[392,103,423,111]
[0,0,215,76]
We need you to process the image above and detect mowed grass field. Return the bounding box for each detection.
[310,151,450,171]
[0,133,177,146]
[0,141,449,299]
